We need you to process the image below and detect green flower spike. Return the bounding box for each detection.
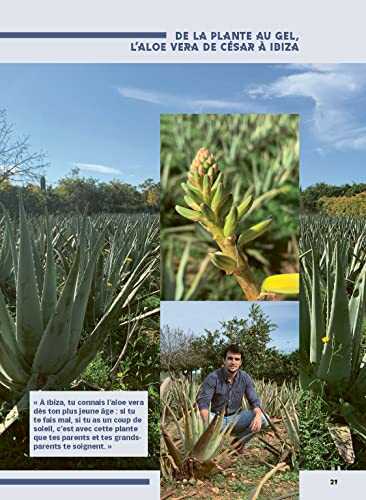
[175,147,273,300]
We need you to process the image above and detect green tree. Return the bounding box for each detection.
[192,303,277,378]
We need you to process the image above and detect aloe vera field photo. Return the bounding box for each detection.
[161,114,299,301]
[0,65,160,470]
[299,188,366,470]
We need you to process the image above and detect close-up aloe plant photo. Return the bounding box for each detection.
[161,114,299,301]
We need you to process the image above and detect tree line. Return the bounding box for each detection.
[301,182,366,214]
[160,304,298,385]
[0,174,159,216]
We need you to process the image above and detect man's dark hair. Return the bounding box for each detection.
[223,344,243,359]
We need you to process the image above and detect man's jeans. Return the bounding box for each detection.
[211,409,268,443]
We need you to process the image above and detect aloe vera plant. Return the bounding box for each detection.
[0,204,158,435]
[161,379,239,480]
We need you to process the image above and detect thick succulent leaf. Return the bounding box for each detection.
[0,337,29,387]
[32,248,80,375]
[0,369,22,393]
[318,243,352,386]
[16,202,43,363]
[162,427,183,468]
[190,411,225,463]
[280,401,299,450]
[0,221,13,282]
[0,205,18,281]
[49,255,157,386]
[310,249,325,365]
[299,272,311,366]
[349,264,366,374]
[31,235,44,299]
[69,232,105,355]
[41,215,57,329]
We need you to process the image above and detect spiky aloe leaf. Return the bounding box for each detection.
[0,219,13,283]
[41,214,57,329]
[32,248,80,376]
[69,231,106,355]
[310,248,325,365]
[162,427,184,469]
[16,202,43,364]
[299,273,311,367]
[49,254,157,386]
[0,205,18,281]
[317,243,352,386]
[280,400,299,451]
[349,264,366,374]
[189,410,225,463]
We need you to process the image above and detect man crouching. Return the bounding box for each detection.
[196,344,267,452]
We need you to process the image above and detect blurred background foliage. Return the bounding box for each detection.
[161,114,299,300]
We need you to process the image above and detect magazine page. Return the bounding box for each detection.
[0,2,365,499]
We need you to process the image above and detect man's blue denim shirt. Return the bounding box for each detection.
[196,368,261,415]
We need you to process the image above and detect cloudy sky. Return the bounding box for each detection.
[161,301,299,353]
[0,63,365,186]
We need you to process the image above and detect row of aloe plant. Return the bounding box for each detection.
[0,204,159,435]
[300,215,366,465]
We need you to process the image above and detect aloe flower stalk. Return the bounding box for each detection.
[175,148,272,300]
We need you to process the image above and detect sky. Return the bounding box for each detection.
[0,63,365,187]
[161,301,299,353]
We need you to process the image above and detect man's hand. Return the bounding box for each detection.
[200,408,209,424]
[249,408,262,432]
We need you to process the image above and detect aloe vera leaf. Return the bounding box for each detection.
[318,243,352,385]
[310,248,325,365]
[349,265,366,373]
[41,214,57,329]
[190,411,225,463]
[162,427,183,468]
[0,205,18,281]
[175,241,190,301]
[299,272,311,366]
[16,202,43,363]
[32,248,80,375]
[51,255,156,386]
[69,232,106,355]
